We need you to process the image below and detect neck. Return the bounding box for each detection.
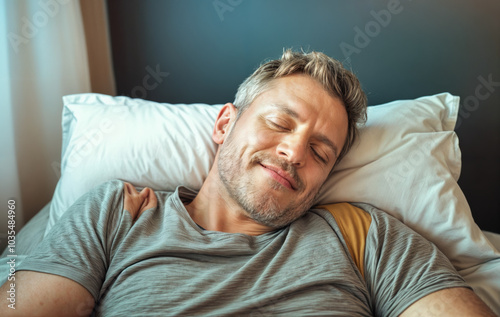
[184,169,275,236]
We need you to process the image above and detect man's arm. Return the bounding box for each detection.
[400,287,496,317]
[0,181,156,316]
[357,203,496,316]
[0,271,94,317]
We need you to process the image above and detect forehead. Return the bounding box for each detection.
[242,74,349,154]
[253,74,344,115]
[253,74,346,122]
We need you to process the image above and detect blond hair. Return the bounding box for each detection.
[233,49,367,165]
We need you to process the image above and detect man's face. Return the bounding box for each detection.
[217,74,348,228]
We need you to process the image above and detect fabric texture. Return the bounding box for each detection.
[20,180,467,316]
[317,203,371,278]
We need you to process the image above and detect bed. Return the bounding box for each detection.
[2,0,500,314]
[1,92,500,314]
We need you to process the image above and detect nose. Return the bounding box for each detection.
[276,134,307,167]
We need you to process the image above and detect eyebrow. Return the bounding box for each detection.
[269,103,300,120]
[268,103,340,159]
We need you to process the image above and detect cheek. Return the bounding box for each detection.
[253,130,277,148]
[303,167,330,191]
[225,128,274,159]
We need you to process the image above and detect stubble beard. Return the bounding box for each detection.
[217,131,321,229]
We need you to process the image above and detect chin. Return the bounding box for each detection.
[242,193,311,228]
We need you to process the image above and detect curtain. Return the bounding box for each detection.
[0,0,114,251]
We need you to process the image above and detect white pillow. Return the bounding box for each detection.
[47,94,222,235]
[48,93,500,272]
[316,94,499,270]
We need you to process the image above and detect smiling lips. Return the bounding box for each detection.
[260,163,298,191]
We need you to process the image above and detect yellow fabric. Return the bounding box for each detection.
[316,203,372,278]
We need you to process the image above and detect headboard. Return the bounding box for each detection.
[106,0,500,233]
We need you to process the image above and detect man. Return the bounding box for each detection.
[1,50,496,316]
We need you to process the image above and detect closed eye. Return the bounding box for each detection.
[311,145,327,164]
[267,119,290,132]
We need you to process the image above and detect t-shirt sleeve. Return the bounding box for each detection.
[17,179,130,300]
[359,203,471,316]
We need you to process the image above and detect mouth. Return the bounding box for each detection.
[259,163,298,191]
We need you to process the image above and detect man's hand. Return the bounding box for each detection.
[0,271,94,316]
[123,182,157,221]
[400,287,497,317]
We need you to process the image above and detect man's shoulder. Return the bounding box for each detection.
[311,203,372,277]
[309,202,409,234]
[88,179,126,196]
[311,203,373,232]
[350,202,419,235]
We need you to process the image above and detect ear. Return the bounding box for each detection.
[212,103,237,144]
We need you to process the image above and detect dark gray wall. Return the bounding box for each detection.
[107,0,500,233]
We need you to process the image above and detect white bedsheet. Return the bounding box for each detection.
[460,231,500,314]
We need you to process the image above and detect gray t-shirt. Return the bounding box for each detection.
[18,180,468,316]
